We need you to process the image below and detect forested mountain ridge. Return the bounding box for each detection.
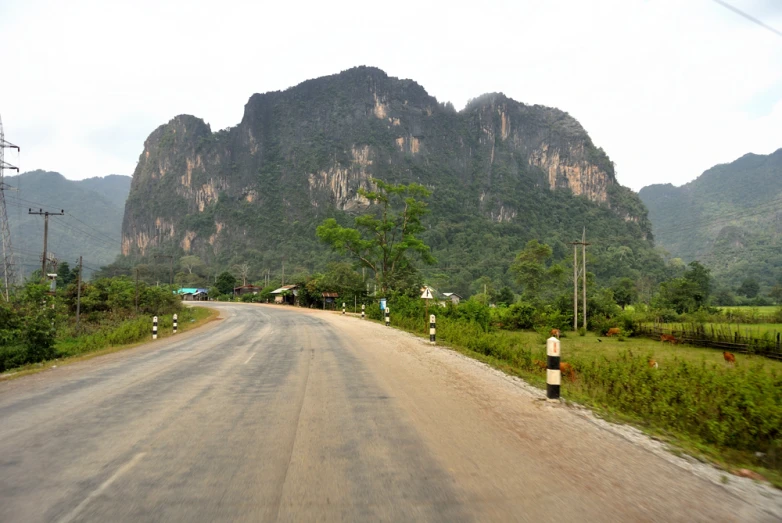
[120,66,662,295]
[6,170,131,277]
[639,149,782,293]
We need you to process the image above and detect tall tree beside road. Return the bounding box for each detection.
[317,179,435,295]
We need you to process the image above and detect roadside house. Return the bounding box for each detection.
[270,284,299,305]
[442,292,462,305]
[234,285,263,296]
[176,288,209,301]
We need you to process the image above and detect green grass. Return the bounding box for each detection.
[1,307,217,379]
[644,322,782,339]
[720,306,780,314]
[387,315,782,488]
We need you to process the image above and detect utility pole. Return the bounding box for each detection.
[571,228,591,331]
[583,228,588,330]
[28,208,65,279]
[573,243,578,331]
[0,114,20,300]
[76,256,83,328]
[154,254,174,285]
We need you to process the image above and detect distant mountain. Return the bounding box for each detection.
[117,66,664,295]
[639,149,782,291]
[4,170,131,278]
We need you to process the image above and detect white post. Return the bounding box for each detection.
[429,314,436,345]
[173,313,178,334]
[153,316,158,340]
[385,307,390,327]
[361,304,365,320]
[546,337,561,399]
[342,302,346,315]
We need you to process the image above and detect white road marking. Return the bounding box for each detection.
[57,452,146,523]
[243,353,255,365]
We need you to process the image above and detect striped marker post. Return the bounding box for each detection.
[546,336,561,400]
[361,304,365,319]
[173,314,178,334]
[342,303,346,315]
[385,307,390,327]
[153,316,158,340]
[429,314,436,345]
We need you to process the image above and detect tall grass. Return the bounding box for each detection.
[55,307,210,357]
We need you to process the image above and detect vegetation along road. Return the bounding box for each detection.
[0,303,779,522]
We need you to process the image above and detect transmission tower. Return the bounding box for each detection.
[0,114,20,301]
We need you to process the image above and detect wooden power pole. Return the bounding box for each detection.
[571,228,591,331]
[76,256,82,328]
[573,243,578,331]
[28,208,64,279]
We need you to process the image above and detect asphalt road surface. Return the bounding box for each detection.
[0,303,778,522]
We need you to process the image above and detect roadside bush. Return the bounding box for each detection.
[572,350,782,455]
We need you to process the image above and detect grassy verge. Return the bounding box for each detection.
[386,314,782,488]
[1,306,218,380]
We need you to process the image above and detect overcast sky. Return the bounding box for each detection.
[1,0,780,191]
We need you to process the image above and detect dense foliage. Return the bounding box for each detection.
[640,149,782,298]
[0,277,182,372]
[317,179,434,294]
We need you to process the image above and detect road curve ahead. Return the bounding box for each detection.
[0,303,776,522]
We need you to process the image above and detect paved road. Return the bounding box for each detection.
[0,303,777,522]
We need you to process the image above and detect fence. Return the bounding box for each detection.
[634,322,782,361]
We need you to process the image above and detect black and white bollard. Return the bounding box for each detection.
[385,307,390,327]
[153,316,158,340]
[342,302,346,315]
[361,304,365,320]
[429,314,436,345]
[546,336,561,399]
[173,314,178,334]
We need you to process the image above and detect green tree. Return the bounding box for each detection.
[57,262,74,286]
[683,261,711,307]
[655,278,700,314]
[215,271,237,295]
[737,278,759,299]
[611,277,637,310]
[496,287,515,306]
[510,240,552,301]
[180,255,204,275]
[316,178,435,294]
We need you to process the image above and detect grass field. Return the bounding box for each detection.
[719,305,780,314]
[643,322,782,340]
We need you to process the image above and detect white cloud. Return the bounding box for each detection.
[1,0,780,190]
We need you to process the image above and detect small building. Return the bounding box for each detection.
[234,285,263,296]
[322,292,339,309]
[442,292,462,305]
[176,288,209,301]
[270,284,299,305]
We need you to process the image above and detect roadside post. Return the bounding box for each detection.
[173,314,178,334]
[546,336,561,400]
[342,302,346,315]
[153,316,158,340]
[421,286,434,333]
[385,307,390,326]
[361,304,365,319]
[430,314,436,345]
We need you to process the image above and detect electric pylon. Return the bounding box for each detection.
[0,114,20,301]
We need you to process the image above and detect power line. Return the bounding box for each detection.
[711,0,782,38]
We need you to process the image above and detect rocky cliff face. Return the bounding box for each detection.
[121,67,649,270]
